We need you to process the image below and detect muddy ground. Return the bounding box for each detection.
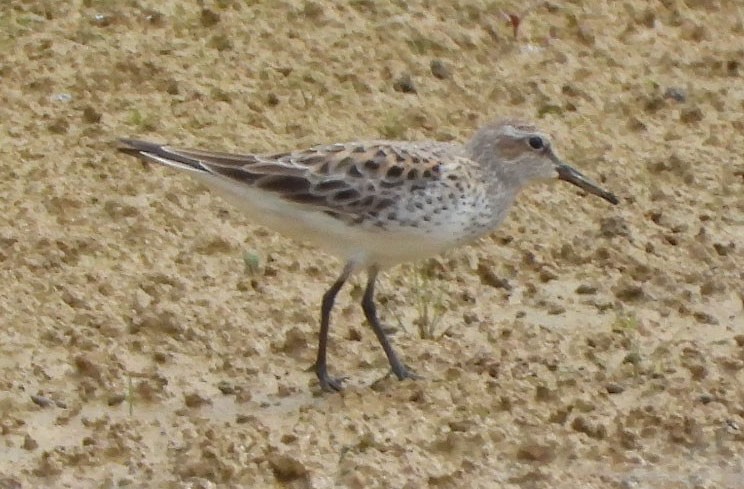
[0,1,743,488]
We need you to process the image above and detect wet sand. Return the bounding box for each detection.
[0,1,742,487]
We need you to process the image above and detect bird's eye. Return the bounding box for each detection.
[528,136,544,150]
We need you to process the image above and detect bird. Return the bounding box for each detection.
[117,119,619,391]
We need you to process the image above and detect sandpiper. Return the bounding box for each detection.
[118,119,618,391]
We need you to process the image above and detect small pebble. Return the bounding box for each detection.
[47,117,69,134]
[430,60,451,79]
[599,216,630,238]
[22,434,38,451]
[266,93,280,106]
[713,242,733,256]
[82,105,102,124]
[575,284,597,295]
[51,93,72,103]
[393,74,417,94]
[269,454,308,482]
[31,395,55,408]
[476,263,511,289]
[539,268,558,282]
[281,433,298,444]
[693,311,718,325]
[207,34,232,51]
[107,394,126,406]
[680,106,703,124]
[620,476,641,489]
[571,416,607,439]
[91,13,114,27]
[623,352,642,366]
[614,284,645,302]
[448,419,476,432]
[184,392,212,408]
[143,9,164,26]
[217,381,235,395]
[0,477,22,489]
[200,8,220,27]
[663,87,686,102]
[515,440,556,463]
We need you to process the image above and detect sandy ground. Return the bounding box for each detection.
[0,0,743,488]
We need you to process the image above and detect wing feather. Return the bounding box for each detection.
[118,139,460,223]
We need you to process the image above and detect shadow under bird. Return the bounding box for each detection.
[118,119,618,392]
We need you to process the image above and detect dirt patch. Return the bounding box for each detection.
[0,1,742,488]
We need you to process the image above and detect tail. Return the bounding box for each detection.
[117,138,207,173]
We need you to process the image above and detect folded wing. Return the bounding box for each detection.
[118,138,452,222]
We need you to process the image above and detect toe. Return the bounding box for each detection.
[395,365,422,381]
[318,373,348,392]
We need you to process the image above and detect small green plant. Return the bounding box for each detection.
[82,0,117,6]
[127,373,134,416]
[127,109,158,132]
[613,313,639,332]
[406,34,446,55]
[379,111,408,140]
[614,312,643,377]
[413,261,447,339]
[387,260,448,339]
[242,251,261,275]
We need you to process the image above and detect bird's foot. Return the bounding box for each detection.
[314,362,349,392]
[391,363,422,381]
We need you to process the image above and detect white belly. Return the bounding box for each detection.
[194,174,475,270]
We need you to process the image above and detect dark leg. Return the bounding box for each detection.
[315,262,353,392]
[361,266,418,381]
